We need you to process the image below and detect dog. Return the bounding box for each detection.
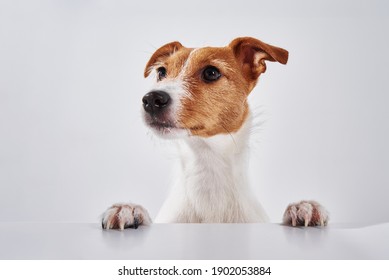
[101,37,329,230]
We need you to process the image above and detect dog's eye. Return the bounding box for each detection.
[157,67,167,81]
[202,66,221,83]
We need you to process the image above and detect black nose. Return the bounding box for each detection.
[142,91,171,114]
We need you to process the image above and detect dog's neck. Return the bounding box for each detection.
[171,114,254,222]
[178,113,251,180]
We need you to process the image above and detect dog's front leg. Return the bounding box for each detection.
[101,203,151,230]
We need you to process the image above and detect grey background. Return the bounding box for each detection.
[0,0,388,224]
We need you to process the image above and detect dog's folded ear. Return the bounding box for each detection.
[144,41,183,78]
[229,37,288,80]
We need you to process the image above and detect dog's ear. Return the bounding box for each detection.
[229,37,288,81]
[144,41,183,78]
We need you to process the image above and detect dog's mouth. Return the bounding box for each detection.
[145,115,203,137]
[144,113,184,134]
[148,120,179,130]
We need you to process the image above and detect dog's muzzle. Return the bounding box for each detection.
[142,90,170,114]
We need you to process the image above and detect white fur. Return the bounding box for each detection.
[155,113,269,223]
[146,48,269,223]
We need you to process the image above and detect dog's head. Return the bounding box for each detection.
[142,37,288,138]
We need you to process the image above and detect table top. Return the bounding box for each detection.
[0,222,388,260]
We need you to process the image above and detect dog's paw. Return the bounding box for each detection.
[101,203,151,230]
[283,200,329,227]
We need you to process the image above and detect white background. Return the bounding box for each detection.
[0,260,387,280]
[0,0,388,224]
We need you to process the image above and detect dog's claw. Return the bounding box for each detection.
[101,203,151,230]
[133,217,139,229]
[283,200,329,227]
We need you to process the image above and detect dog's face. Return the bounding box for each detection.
[142,37,288,138]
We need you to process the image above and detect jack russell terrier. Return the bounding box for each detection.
[101,37,328,230]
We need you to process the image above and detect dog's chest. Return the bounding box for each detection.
[178,142,247,222]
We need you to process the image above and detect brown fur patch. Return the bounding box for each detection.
[144,37,288,137]
[177,47,251,137]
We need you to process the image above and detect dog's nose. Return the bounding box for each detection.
[142,90,171,113]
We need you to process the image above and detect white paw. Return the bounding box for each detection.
[101,203,151,230]
[283,200,329,227]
